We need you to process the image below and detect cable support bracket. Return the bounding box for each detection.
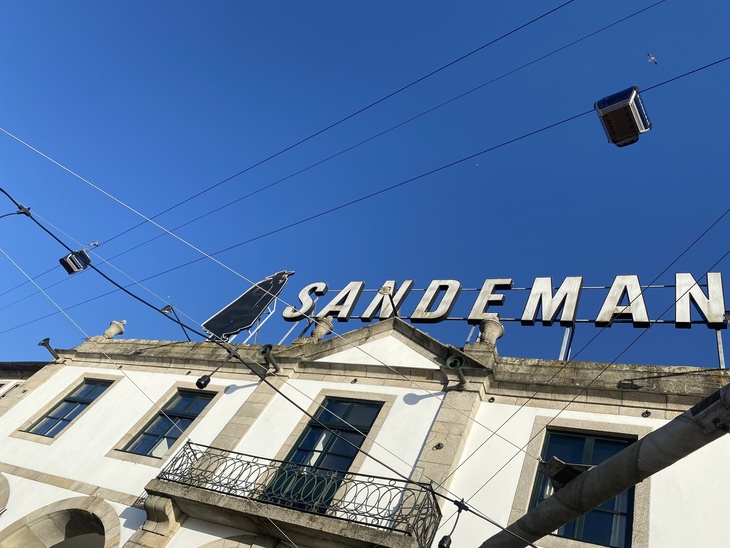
[453,498,469,514]
[224,346,241,362]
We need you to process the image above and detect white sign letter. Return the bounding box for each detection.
[596,275,649,327]
[316,281,364,321]
[468,279,513,323]
[361,280,414,321]
[283,282,328,321]
[411,280,461,323]
[522,276,583,326]
[676,272,725,328]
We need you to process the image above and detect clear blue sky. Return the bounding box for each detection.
[0,1,728,367]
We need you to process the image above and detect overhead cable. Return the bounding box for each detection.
[1,58,728,465]
[0,194,533,546]
[90,55,730,282]
[442,206,730,488]
[0,195,545,466]
[2,56,729,478]
[91,0,577,247]
[96,0,668,262]
[0,0,666,300]
[436,249,730,531]
[2,58,729,465]
[0,245,303,546]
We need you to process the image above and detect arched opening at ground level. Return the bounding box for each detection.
[0,495,120,548]
[51,531,105,548]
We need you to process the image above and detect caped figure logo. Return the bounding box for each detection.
[203,270,294,340]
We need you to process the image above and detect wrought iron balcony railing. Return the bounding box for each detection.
[158,442,441,548]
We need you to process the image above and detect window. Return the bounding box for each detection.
[531,430,635,548]
[264,397,383,513]
[27,379,112,437]
[123,390,214,458]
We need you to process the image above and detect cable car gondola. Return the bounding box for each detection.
[59,249,91,274]
[594,86,652,147]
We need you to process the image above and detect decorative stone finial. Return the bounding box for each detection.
[478,318,504,345]
[311,317,334,341]
[104,320,126,339]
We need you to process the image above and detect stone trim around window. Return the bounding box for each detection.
[507,415,652,548]
[107,381,222,466]
[11,373,122,446]
[272,388,396,477]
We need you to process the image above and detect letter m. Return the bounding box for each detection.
[521,277,583,326]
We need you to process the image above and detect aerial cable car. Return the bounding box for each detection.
[59,249,92,274]
[594,86,652,147]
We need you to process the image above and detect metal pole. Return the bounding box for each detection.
[558,325,574,361]
[466,324,477,345]
[278,320,301,345]
[717,329,726,369]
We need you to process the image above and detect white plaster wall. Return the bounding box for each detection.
[1,474,82,530]
[0,474,145,546]
[108,500,146,546]
[438,402,540,546]
[438,403,660,548]
[234,378,323,458]
[356,386,442,479]
[317,335,439,369]
[167,517,252,548]
[647,432,730,547]
[0,364,259,497]
[17,360,730,547]
[237,379,443,479]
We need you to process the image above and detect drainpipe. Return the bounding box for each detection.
[479,382,730,548]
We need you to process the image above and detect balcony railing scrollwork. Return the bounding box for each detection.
[157,442,441,547]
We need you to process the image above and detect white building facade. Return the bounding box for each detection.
[0,317,728,548]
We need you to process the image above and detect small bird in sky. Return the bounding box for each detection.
[647,53,658,64]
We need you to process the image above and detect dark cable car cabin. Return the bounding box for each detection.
[59,249,91,274]
[594,86,652,147]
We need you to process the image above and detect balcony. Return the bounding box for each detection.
[148,442,441,548]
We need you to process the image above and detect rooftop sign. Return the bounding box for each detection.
[204,270,293,340]
[282,273,726,329]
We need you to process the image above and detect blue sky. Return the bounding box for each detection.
[0,1,728,367]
